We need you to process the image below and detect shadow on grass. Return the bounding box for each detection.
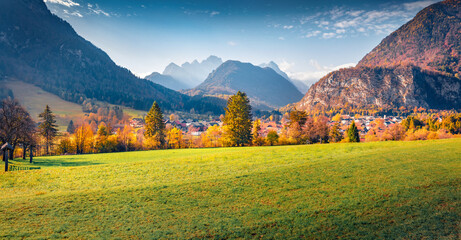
[9,158,104,168]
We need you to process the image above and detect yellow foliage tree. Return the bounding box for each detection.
[167,127,183,149]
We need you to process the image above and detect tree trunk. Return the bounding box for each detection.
[30,148,33,163]
[4,150,8,172]
[45,140,49,156]
[9,144,15,160]
[23,144,27,160]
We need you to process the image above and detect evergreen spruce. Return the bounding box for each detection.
[223,91,252,146]
[144,101,166,148]
[347,121,360,143]
[67,120,75,134]
[38,105,58,155]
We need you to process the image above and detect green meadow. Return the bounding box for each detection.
[1,139,460,239]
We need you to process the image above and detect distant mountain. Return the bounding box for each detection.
[162,56,223,88]
[260,61,310,93]
[184,60,304,110]
[145,72,190,91]
[0,0,225,114]
[297,0,461,111]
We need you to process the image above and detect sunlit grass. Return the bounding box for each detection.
[1,139,460,239]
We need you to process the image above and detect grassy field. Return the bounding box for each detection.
[1,139,460,239]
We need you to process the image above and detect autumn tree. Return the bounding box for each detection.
[287,109,307,143]
[74,124,93,154]
[332,113,342,122]
[266,130,279,146]
[252,119,264,146]
[117,125,134,151]
[144,101,166,149]
[0,98,36,160]
[223,91,252,147]
[96,123,114,153]
[308,116,329,143]
[402,116,423,131]
[202,125,223,148]
[329,123,343,143]
[382,124,406,141]
[166,127,183,149]
[347,121,360,142]
[57,134,75,155]
[38,105,58,155]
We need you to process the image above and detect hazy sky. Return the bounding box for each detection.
[44,0,440,84]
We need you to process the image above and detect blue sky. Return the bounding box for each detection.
[44,0,440,84]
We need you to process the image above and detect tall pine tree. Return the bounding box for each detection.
[67,120,75,134]
[347,121,360,143]
[144,101,166,148]
[38,105,58,155]
[223,91,252,147]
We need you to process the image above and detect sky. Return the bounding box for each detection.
[44,0,441,85]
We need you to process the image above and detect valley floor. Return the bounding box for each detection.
[1,139,460,239]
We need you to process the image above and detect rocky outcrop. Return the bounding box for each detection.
[297,0,461,111]
[298,66,461,110]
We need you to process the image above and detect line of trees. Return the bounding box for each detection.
[2,93,461,159]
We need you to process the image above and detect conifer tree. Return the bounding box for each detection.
[223,91,252,146]
[38,105,58,155]
[347,121,360,143]
[67,120,75,134]
[144,101,166,148]
[329,123,343,143]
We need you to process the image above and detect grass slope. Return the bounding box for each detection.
[3,80,84,130]
[2,80,147,130]
[1,139,460,239]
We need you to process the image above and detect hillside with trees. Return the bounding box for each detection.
[0,0,225,114]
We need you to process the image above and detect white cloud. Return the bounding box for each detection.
[403,0,440,11]
[227,41,237,46]
[278,60,295,73]
[44,0,79,7]
[305,30,321,38]
[210,11,220,17]
[283,25,294,29]
[334,19,359,28]
[88,4,110,17]
[63,9,83,17]
[278,60,356,85]
[294,0,438,39]
[322,32,336,39]
[278,37,285,40]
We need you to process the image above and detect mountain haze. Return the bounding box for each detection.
[260,61,310,93]
[0,0,225,114]
[185,60,304,110]
[162,56,223,88]
[145,72,190,91]
[297,0,461,111]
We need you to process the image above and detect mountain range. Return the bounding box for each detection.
[147,56,224,90]
[0,0,225,114]
[184,60,304,110]
[297,0,461,111]
[259,61,310,93]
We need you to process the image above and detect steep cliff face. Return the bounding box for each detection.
[297,0,461,111]
[298,66,461,110]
